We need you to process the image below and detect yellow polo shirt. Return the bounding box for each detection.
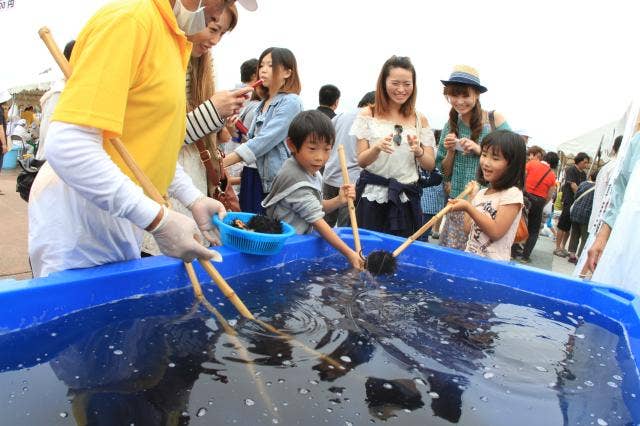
[52,0,191,194]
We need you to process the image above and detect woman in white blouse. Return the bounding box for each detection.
[350,56,436,237]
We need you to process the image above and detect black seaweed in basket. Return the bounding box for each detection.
[230,215,283,234]
[247,215,283,234]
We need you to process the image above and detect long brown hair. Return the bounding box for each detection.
[443,84,483,142]
[186,5,238,148]
[188,52,216,150]
[374,55,416,118]
[255,47,301,100]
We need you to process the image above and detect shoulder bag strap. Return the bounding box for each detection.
[572,185,595,206]
[414,112,423,175]
[194,138,223,195]
[532,167,552,191]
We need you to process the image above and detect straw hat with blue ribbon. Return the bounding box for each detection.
[440,65,487,93]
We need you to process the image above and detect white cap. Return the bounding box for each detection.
[0,90,10,104]
[236,0,257,11]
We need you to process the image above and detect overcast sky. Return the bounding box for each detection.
[1,0,639,151]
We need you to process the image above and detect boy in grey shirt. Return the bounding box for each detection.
[262,110,363,270]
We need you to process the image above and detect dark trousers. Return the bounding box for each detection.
[323,183,339,227]
[322,183,350,227]
[521,194,547,259]
[356,197,417,238]
[239,167,265,214]
[568,222,589,256]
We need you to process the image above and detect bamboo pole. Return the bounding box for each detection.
[337,145,361,254]
[392,181,476,258]
[198,259,255,320]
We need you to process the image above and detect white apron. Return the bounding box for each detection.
[29,163,142,277]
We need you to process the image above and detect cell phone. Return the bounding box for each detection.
[235,120,248,135]
[454,139,465,152]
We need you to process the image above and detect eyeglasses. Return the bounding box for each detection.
[393,124,403,146]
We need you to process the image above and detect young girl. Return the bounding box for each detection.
[223,47,304,213]
[351,55,436,237]
[448,130,526,261]
[436,65,511,250]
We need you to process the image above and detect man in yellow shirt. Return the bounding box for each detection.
[28,0,257,277]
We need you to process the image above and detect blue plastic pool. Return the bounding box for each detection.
[0,229,638,424]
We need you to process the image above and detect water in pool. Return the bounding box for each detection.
[0,256,637,425]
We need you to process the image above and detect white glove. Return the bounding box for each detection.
[150,206,216,263]
[190,196,227,246]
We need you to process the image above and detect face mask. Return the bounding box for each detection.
[173,0,206,36]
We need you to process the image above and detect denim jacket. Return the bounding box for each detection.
[235,93,303,193]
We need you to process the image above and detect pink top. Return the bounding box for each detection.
[465,186,523,261]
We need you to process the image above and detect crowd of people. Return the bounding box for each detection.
[0,0,635,292]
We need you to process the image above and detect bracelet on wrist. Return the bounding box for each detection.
[146,205,166,232]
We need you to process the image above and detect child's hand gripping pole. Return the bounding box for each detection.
[38,26,168,207]
[337,145,361,255]
[391,180,477,258]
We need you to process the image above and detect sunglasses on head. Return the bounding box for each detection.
[393,124,403,146]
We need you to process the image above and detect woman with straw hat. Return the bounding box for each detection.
[436,65,511,250]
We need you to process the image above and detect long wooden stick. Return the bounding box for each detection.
[337,145,361,254]
[198,259,255,320]
[38,27,168,206]
[185,262,237,334]
[392,181,476,257]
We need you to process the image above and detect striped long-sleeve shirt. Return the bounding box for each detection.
[183,71,225,144]
[184,99,225,144]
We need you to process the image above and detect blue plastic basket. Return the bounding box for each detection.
[212,212,296,255]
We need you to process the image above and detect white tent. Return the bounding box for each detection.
[7,67,63,109]
[556,106,630,161]
[8,67,62,93]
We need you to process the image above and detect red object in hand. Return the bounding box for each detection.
[235,120,249,135]
[234,80,262,135]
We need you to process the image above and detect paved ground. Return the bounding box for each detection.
[515,232,576,276]
[0,167,31,280]
[0,166,578,281]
